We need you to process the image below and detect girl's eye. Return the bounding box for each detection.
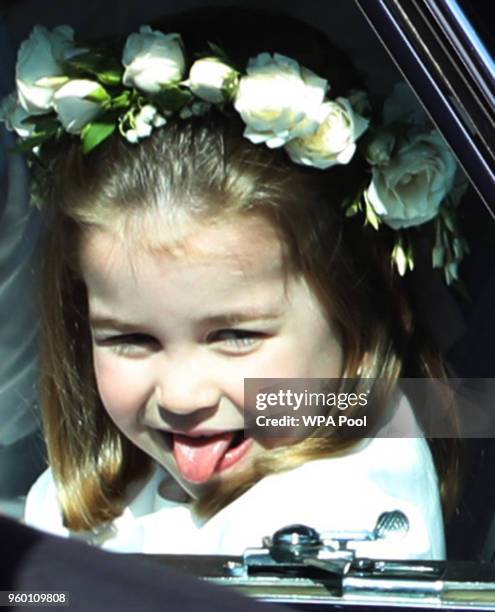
[207,329,263,352]
[97,333,158,355]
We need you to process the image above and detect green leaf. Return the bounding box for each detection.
[405,239,415,271]
[207,42,231,65]
[444,261,459,285]
[97,70,123,87]
[65,52,123,86]
[82,120,116,154]
[208,42,225,57]
[109,91,132,110]
[194,43,241,73]
[223,73,240,101]
[66,56,100,73]
[406,252,415,271]
[154,86,192,112]
[85,86,110,104]
[392,242,407,276]
[432,245,445,268]
[9,132,54,154]
[452,238,464,260]
[345,205,359,218]
[23,114,59,132]
[342,190,363,218]
[364,197,380,230]
[442,210,455,233]
[22,114,51,126]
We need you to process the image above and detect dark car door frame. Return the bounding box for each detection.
[353,0,495,217]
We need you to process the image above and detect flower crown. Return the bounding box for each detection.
[0,24,468,284]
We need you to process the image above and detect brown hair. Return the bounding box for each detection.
[38,8,460,531]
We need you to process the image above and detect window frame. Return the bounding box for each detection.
[353,0,495,217]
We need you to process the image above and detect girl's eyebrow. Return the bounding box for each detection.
[89,316,142,332]
[90,309,283,331]
[199,309,283,327]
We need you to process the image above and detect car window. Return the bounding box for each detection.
[457,0,495,55]
[1,0,494,594]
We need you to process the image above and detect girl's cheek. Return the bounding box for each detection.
[228,347,300,409]
[242,343,309,379]
[92,351,148,421]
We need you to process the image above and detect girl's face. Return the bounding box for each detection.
[80,215,343,499]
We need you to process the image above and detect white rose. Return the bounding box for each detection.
[16,25,74,115]
[234,53,328,149]
[383,82,428,126]
[188,58,237,103]
[0,93,36,138]
[285,98,368,169]
[365,130,457,229]
[122,26,185,93]
[53,80,106,134]
[365,129,396,166]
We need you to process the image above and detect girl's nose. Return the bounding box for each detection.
[154,353,221,416]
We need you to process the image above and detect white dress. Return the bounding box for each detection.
[25,409,445,560]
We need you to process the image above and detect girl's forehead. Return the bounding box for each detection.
[80,213,286,275]
[80,213,306,317]
[81,215,282,261]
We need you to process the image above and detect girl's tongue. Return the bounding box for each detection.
[172,432,235,483]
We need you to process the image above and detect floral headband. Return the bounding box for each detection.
[0,25,468,284]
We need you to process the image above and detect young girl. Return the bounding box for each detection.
[3,8,462,559]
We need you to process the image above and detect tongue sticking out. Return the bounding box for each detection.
[172,432,235,483]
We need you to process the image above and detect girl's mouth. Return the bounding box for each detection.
[170,430,253,484]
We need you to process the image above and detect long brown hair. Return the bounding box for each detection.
[38,8,460,531]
